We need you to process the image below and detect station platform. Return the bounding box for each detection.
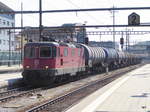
[0,65,22,73]
[0,72,22,88]
[65,64,150,112]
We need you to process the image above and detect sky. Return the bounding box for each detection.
[1,0,150,42]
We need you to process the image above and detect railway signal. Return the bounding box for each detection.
[120,37,124,45]
[120,37,124,50]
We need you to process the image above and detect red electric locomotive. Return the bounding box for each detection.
[22,42,85,86]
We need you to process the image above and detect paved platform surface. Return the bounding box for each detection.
[65,64,150,112]
[0,65,22,73]
[0,72,22,88]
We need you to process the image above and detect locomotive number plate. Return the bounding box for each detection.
[34,59,39,68]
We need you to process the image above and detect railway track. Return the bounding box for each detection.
[25,64,142,112]
[0,78,79,104]
[0,87,26,98]
[0,86,43,103]
[0,87,9,93]
[0,64,143,112]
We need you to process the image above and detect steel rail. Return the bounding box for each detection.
[0,87,42,103]
[0,87,26,97]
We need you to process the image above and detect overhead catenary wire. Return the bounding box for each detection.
[65,0,103,24]
[1,24,150,30]
[1,7,150,14]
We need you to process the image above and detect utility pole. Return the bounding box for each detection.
[110,6,117,49]
[21,2,23,64]
[39,0,42,41]
[8,30,11,67]
[126,28,128,51]
[99,33,101,42]
[128,30,130,52]
[112,6,115,49]
[126,29,130,51]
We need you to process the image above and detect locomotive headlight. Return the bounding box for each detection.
[45,66,49,69]
[26,66,30,68]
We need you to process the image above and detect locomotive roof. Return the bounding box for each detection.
[25,42,59,47]
[25,42,77,48]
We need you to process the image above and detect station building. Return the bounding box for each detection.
[89,41,120,50]
[22,23,87,44]
[0,2,15,51]
[128,41,150,58]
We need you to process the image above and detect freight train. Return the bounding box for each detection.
[22,42,141,86]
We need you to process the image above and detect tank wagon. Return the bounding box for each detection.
[22,42,141,86]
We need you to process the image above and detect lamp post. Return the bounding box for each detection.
[39,0,43,41]
[112,6,115,49]
[8,30,11,67]
[21,2,23,64]
[110,6,118,49]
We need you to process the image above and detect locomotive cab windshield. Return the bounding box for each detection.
[40,46,52,58]
[24,46,35,58]
[24,45,57,58]
[40,46,57,58]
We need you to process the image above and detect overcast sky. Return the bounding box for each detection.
[1,0,150,42]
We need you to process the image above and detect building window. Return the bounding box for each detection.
[11,22,14,27]
[11,14,14,19]
[3,40,5,45]
[7,21,9,26]
[0,9,4,12]
[7,30,9,36]
[12,41,14,46]
[3,20,5,25]
[3,30,5,35]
